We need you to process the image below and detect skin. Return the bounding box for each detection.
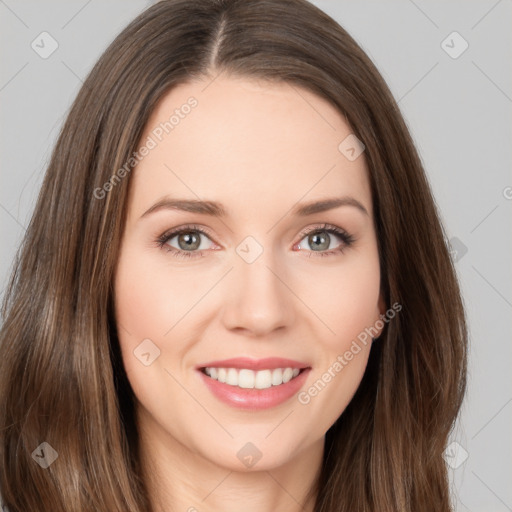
[114,74,386,512]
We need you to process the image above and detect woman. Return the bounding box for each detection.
[0,0,467,510]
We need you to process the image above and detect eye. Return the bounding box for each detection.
[294,223,355,258]
[156,224,216,260]
[156,222,356,260]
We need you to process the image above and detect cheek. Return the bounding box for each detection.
[297,260,379,430]
[114,244,198,338]
[296,253,380,425]
[301,254,381,349]
[113,245,190,408]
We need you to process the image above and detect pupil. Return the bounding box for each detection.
[310,232,328,251]
[180,232,200,250]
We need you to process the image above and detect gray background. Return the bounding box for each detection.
[1,1,511,510]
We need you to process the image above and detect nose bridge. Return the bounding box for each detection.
[221,240,295,335]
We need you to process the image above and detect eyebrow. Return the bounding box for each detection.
[140,196,369,219]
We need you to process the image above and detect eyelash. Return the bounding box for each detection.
[155,223,356,260]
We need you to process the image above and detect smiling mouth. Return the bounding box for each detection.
[200,366,307,389]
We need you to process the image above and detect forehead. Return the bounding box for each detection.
[128,75,372,222]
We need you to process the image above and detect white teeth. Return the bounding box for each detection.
[238,369,255,389]
[254,369,272,389]
[203,366,303,388]
[271,368,283,386]
[226,368,238,386]
[282,367,293,383]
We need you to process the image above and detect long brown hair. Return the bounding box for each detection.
[0,0,467,510]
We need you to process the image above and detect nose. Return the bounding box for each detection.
[220,252,296,337]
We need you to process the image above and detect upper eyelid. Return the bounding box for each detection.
[160,224,216,242]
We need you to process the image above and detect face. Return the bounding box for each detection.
[114,75,386,472]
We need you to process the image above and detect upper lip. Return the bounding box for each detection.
[196,357,310,371]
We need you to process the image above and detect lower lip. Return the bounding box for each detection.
[198,368,311,410]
